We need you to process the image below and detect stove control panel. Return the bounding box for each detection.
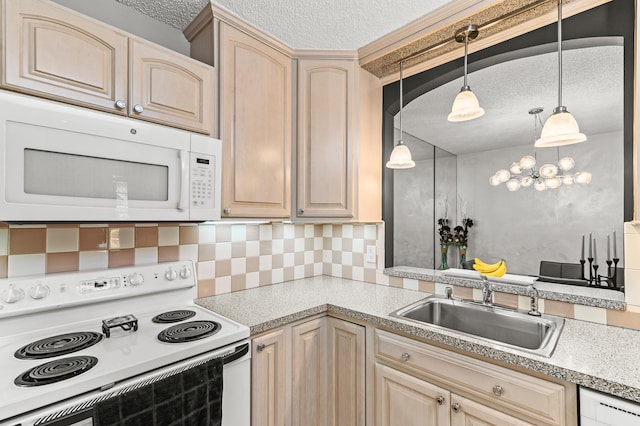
[0,260,197,318]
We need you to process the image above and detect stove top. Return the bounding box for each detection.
[0,261,249,423]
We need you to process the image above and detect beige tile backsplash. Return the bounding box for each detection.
[1,221,640,330]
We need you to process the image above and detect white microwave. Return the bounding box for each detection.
[0,90,221,222]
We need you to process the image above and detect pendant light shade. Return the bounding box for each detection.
[535,0,586,147]
[448,24,484,122]
[386,62,415,169]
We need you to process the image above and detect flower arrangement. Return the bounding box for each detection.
[438,218,473,247]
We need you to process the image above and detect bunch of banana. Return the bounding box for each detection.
[473,258,507,277]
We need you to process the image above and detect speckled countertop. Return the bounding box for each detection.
[196,276,640,403]
[386,266,626,310]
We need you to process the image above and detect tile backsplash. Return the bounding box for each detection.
[2,220,640,331]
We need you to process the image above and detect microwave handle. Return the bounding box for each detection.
[178,150,189,211]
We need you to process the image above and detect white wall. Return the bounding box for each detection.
[457,131,624,275]
[51,0,190,55]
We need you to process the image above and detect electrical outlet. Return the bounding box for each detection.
[366,245,376,264]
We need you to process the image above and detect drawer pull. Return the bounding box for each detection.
[436,395,445,405]
[452,403,461,413]
[256,343,266,351]
[400,352,410,361]
[492,385,503,396]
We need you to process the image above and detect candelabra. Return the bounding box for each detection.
[580,233,621,291]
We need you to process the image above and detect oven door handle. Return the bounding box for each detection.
[222,342,250,365]
[178,150,189,211]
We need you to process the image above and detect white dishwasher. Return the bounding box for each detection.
[581,387,640,425]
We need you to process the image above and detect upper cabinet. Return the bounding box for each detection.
[297,59,355,218]
[1,0,213,134]
[218,23,292,218]
[297,57,382,222]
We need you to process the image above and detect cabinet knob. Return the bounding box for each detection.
[256,343,266,351]
[435,395,445,405]
[298,208,304,214]
[114,100,126,109]
[400,352,410,361]
[451,403,461,413]
[223,207,230,214]
[133,104,144,114]
[492,385,503,396]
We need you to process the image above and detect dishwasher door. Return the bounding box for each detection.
[580,387,640,425]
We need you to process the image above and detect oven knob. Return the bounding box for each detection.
[128,273,144,287]
[179,266,192,279]
[29,281,50,300]
[2,284,24,304]
[165,267,178,281]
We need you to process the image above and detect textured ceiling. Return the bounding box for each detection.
[397,42,623,158]
[115,0,453,50]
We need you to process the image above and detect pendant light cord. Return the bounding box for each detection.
[463,33,469,87]
[557,0,563,107]
[399,61,404,142]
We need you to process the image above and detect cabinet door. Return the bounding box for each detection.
[297,59,355,218]
[327,318,365,426]
[450,394,535,426]
[219,23,292,218]
[129,39,213,134]
[1,0,128,113]
[375,364,450,426]
[252,328,288,426]
[292,318,327,426]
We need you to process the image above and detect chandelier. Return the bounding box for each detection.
[490,107,592,191]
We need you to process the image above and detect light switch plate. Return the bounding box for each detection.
[366,245,376,263]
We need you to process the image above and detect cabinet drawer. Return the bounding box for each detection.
[375,329,566,425]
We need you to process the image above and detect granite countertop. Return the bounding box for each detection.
[196,276,640,403]
[385,266,626,310]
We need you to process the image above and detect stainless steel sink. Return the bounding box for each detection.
[390,296,564,357]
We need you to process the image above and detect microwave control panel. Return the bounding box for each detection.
[190,154,216,209]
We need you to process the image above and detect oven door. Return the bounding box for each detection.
[8,341,250,426]
[0,91,193,222]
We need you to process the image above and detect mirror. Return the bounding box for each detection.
[383,0,633,285]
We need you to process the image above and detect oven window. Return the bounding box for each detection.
[24,149,169,201]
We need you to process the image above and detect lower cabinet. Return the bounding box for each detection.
[251,316,365,426]
[374,329,577,426]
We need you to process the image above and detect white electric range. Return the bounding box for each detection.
[0,260,249,426]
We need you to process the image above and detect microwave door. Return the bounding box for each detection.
[3,119,191,222]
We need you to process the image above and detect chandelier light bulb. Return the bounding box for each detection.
[519,155,536,170]
[509,162,523,175]
[539,164,558,179]
[495,169,511,183]
[506,178,521,191]
[520,176,534,187]
[545,177,562,189]
[562,175,574,185]
[557,156,575,171]
[489,175,501,186]
[534,179,547,191]
[574,171,593,185]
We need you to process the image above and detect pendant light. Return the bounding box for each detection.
[448,24,484,122]
[535,0,586,147]
[386,62,415,169]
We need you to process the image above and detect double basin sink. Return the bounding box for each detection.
[390,295,564,357]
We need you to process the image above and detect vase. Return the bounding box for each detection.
[459,245,467,267]
[438,244,449,270]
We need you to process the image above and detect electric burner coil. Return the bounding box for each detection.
[14,332,103,359]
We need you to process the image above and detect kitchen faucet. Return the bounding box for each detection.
[481,276,493,305]
[528,285,542,316]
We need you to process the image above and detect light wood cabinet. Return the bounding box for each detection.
[373,329,577,426]
[327,317,365,426]
[375,363,450,426]
[292,318,327,426]
[252,328,288,426]
[1,0,213,134]
[219,22,292,218]
[251,316,365,426]
[296,58,382,221]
